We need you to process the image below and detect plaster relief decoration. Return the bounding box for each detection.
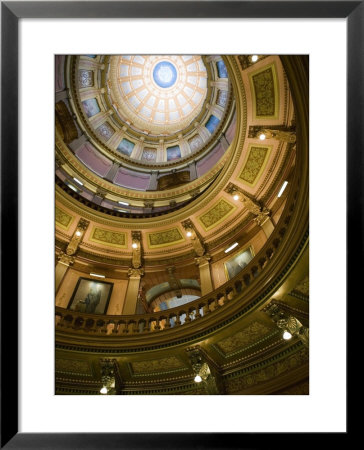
[117,138,135,157]
[188,134,203,152]
[198,198,236,231]
[238,144,272,186]
[225,348,309,393]
[293,276,309,297]
[224,246,254,280]
[55,206,74,230]
[166,145,181,161]
[147,227,185,248]
[250,63,279,119]
[67,277,113,315]
[90,227,127,248]
[215,321,271,356]
[82,98,101,118]
[96,122,115,142]
[55,358,93,376]
[217,90,228,107]
[141,147,157,162]
[130,356,186,375]
[79,69,94,87]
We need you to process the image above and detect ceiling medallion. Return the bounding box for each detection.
[152,61,178,88]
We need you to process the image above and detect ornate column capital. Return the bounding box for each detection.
[182,219,205,257]
[254,208,271,226]
[264,302,309,347]
[57,251,74,266]
[225,182,271,220]
[127,268,144,278]
[66,218,89,256]
[195,254,211,267]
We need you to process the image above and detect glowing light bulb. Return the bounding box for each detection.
[233,194,239,201]
[186,231,192,237]
[194,375,202,383]
[283,331,292,340]
[132,243,138,249]
[75,231,81,237]
[259,133,266,141]
[251,55,259,62]
[100,386,108,394]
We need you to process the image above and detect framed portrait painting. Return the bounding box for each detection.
[224,246,254,280]
[67,278,113,315]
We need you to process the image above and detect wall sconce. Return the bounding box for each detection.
[282,330,292,340]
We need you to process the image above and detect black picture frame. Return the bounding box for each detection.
[1,1,358,447]
[66,277,114,315]
[224,245,254,280]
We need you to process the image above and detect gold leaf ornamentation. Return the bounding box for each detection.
[216,321,270,355]
[147,228,184,248]
[239,146,269,185]
[198,198,235,231]
[90,227,127,248]
[131,356,185,374]
[55,206,73,230]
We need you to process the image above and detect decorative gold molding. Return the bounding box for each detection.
[198,198,236,231]
[249,63,279,120]
[238,144,272,187]
[146,228,185,248]
[89,226,127,248]
[55,206,74,230]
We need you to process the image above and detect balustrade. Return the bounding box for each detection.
[55,190,306,339]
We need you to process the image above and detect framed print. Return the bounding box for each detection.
[224,246,254,280]
[1,0,358,448]
[67,278,113,315]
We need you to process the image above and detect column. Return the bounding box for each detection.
[55,253,74,293]
[194,122,210,142]
[220,133,230,150]
[122,268,144,315]
[148,171,159,190]
[79,60,105,71]
[79,87,105,102]
[107,128,126,149]
[55,89,68,103]
[68,134,88,153]
[259,217,275,237]
[210,80,229,90]
[131,136,145,159]
[104,162,120,183]
[189,161,197,181]
[177,134,190,157]
[89,110,113,129]
[195,256,213,296]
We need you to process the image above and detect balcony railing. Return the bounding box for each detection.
[56,181,307,343]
